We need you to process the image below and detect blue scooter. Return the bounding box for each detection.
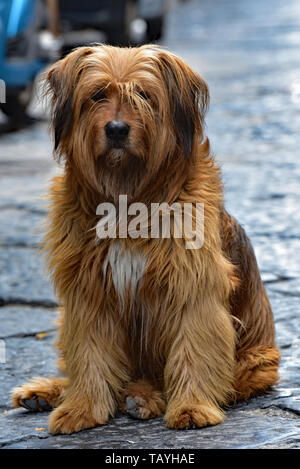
[0,0,48,130]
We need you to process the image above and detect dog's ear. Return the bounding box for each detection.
[46,47,93,153]
[157,50,209,159]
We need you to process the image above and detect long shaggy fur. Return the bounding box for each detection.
[12,45,280,434]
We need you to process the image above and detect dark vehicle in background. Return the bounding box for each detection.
[59,0,167,53]
[0,0,168,130]
[139,0,166,42]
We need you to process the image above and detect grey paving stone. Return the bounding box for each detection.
[268,292,300,397]
[269,277,300,296]
[0,208,44,247]
[251,236,300,278]
[0,122,52,165]
[0,305,59,338]
[0,247,57,306]
[0,173,59,213]
[1,407,300,449]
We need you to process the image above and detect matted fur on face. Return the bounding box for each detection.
[11,45,280,435]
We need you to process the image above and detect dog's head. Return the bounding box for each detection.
[46,45,209,197]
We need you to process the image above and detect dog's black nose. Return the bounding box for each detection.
[105,120,130,141]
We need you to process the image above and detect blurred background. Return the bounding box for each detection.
[0,0,300,449]
[0,0,173,130]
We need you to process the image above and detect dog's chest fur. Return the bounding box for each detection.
[103,241,147,302]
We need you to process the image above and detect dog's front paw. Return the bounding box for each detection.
[11,377,67,411]
[49,399,102,435]
[165,403,224,429]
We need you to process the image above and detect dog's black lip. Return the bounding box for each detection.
[111,142,125,149]
[107,139,126,150]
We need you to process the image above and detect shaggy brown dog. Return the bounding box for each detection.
[12,45,280,434]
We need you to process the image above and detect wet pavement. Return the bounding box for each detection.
[0,0,300,449]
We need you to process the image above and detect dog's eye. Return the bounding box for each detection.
[137,90,150,100]
[91,89,106,102]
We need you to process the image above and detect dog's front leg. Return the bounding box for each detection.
[164,298,236,429]
[49,311,130,435]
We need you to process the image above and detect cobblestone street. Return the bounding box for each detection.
[0,0,300,449]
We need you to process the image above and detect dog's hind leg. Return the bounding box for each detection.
[121,380,166,420]
[233,346,280,401]
[12,377,68,411]
[221,210,280,401]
